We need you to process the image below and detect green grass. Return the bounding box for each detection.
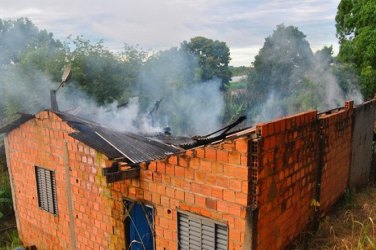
[0,228,20,250]
[293,185,376,249]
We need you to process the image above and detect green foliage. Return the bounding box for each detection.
[0,18,57,65]
[336,0,376,98]
[229,66,251,77]
[252,24,313,97]
[0,173,12,220]
[0,229,20,250]
[66,37,145,105]
[182,36,232,89]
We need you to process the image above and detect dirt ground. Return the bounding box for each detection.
[293,184,376,249]
[0,184,374,249]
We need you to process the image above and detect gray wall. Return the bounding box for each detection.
[350,100,376,187]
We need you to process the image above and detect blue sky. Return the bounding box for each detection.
[1,0,340,66]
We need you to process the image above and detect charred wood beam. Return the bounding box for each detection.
[104,166,140,183]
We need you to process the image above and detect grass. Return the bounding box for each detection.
[0,159,20,250]
[0,228,19,250]
[293,184,376,249]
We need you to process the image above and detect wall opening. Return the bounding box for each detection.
[123,199,155,250]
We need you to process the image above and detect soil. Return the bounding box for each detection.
[293,184,376,249]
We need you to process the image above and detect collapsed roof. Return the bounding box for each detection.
[0,110,247,164]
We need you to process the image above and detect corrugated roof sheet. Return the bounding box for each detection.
[55,111,182,163]
[1,110,251,164]
[95,129,181,163]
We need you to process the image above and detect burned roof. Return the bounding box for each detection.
[1,110,249,164]
[55,111,182,163]
[0,113,35,134]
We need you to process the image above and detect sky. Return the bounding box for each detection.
[0,0,340,66]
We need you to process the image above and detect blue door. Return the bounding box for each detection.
[124,200,154,250]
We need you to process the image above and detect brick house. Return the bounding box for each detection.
[1,100,375,250]
[1,110,254,249]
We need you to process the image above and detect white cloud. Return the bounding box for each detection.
[0,0,340,66]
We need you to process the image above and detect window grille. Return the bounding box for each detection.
[35,166,58,215]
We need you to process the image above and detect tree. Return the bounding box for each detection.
[336,0,376,98]
[66,37,145,104]
[245,24,361,124]
[0,18,66,118]
[250,24,313,98]
[181,36,232,89]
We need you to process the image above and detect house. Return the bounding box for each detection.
[1,99,375,250]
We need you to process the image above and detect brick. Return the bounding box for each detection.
[195,195,206,207]
[161,196,170,207]
[217,201,228,213]
[195,171,206,183]
[211,187,223,199]
[235,138,248,153]
[166,187,175,198]
[200,160,212,172]
[223,190,235,202]
[157,162,166,173]
[175,166,185,177]
[229,179,242,192]
[228,203,242,217]
[184,192,195,204]
[206,198,217,210]
[175,189,184,201]
[217,150,229,162]
[216,176,229,188]
[206,174,216,185]
[184,168,194,180]
[168,156,178,165]
[205,148,217,160]
[196,148,205,158]
[189,157,200,169]
[166,164,175,175]
[228,152,241,165]
[179,156,188,167]
[191,182,202,193]
[236,192,248,206]
[148,162,157,171]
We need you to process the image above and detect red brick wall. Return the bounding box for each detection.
[255,111,318,249]
[6,111,118,249]
[6,110,252,249]
[109,137,251,250]
[5,99,364,250]
[319,102,353,213]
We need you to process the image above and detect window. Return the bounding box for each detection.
[123,200,154,250]
[178,211,228,250]
[35,166,58,215]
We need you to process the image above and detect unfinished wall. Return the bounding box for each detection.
[349,100,376,187]
[254,111,318,249]
[109,136,252,250]
[5,111,120,249]
[5,99,376,250]
[319,102,353,213]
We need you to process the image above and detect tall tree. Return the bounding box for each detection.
[336,0,376,98]
[181,36,232,89]
[251,24,313,98]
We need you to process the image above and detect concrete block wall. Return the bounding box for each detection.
[319,101,353,213]
[350,100,376,187]
[109,137,251,250]
[254,110,319,249]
